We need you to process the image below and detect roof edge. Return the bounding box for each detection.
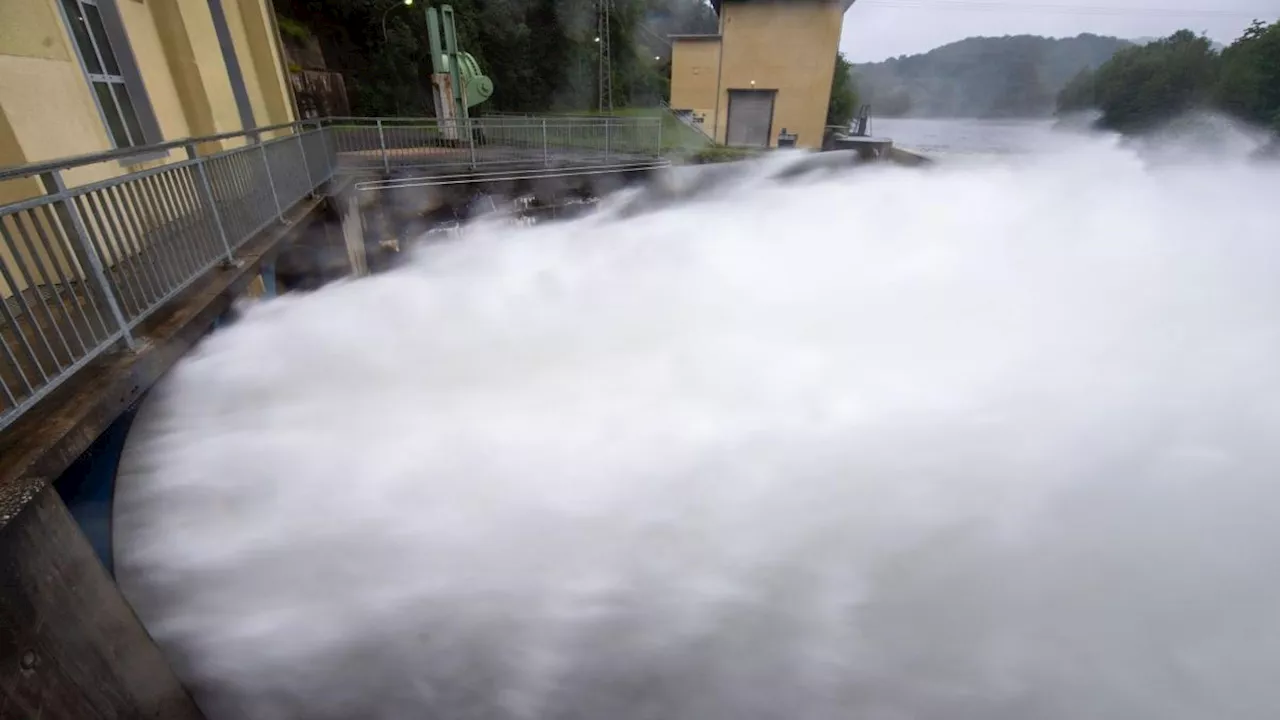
[712,0,858,14]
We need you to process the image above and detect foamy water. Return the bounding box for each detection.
[115,130,1280,720]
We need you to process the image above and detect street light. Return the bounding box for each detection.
[382,0,414,41]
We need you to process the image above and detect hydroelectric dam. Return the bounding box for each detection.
[4,114,1280,720]
[0,115,922,719]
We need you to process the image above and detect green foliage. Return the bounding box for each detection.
[854,34,1132,118]
[1216,20,1280,132]
[1055,21,1280,135]
[827,52,859,128]
[557,107,712,150]
[690,146,758,164]
[1087,30,1219,132]
[1056,67,1097,114]
[276,16,313,43]
[273,0,715,117]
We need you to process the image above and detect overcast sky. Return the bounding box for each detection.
[839,0,1280,63]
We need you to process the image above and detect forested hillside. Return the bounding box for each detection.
[274,0,717,116]
[853,34,1132,118]
[1058,22,1280,135]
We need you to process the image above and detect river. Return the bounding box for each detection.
[114,125,1280,720]
[873,116,1064,156]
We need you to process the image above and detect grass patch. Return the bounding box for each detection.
[552,107,715,152]
[689,146,760,164]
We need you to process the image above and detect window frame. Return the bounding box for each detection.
[55,0,163,151]
[207,0,257,135]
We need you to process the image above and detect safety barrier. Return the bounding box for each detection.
[0,122,334,431]
[0,115,666,431]
[327,116,663,171]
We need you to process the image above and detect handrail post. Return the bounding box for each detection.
[604,118,611,161]
[467,118,478,170]
[656,117,663,156]
[319,123,335,181]
[376,119,390,173]
[258,143,283,221]
[542,119,549,167]
[186,143,235,263]
[40,170,135,349]
[295,126,314,192]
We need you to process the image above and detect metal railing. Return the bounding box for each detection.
[659,100,716,145]
[0,114,662,431]
[0,121,335,431]
[328,116,663,172]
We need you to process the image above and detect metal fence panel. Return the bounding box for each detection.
[205,146,275,248]
[1,195,128,426]
[1,115,665,431]
[324,117,663,173]
[263,135,309,213]
[0,122,340,431]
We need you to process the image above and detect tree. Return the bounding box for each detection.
[273,0,718,116]
[827,52,859,127]
[1087,30,1219,132]
[1217,20,1280,131]
[1052,21,1280,135]
[852,34,1131,118]
[1056,67,1097,113]
[986,47,1052,117]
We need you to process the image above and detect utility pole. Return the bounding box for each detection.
[597,0,613,114]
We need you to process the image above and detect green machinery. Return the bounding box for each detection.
[424,4,493,129]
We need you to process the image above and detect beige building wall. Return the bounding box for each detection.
[117,0,192,144]
[233,0,295,128]
[669,0,845,149]
[0,0,296,298]
[0,0,115,190]
[670,37,722,140]
[0,0,295,185]
[718,0,844,148]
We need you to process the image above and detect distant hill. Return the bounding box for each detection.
[854,34,1134,118]
[1131,36,1224,51]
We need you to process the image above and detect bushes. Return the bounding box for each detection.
[689,146,760,164]
[1056,21,1280,135]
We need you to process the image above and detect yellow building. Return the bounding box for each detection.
[0,0,295,201]
[670,0,854,149]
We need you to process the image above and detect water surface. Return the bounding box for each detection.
[115,131,1280,720]
[874,117,1061,156]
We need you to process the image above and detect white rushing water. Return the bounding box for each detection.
[115,128,1280,720]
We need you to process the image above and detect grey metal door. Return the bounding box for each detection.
[726,90,776,147]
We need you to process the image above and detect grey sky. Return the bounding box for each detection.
[839,0,1280,62]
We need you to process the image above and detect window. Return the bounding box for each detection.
[58,0,160,149]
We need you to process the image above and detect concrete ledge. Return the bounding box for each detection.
[0,487,206,719]
[888,146,933,167]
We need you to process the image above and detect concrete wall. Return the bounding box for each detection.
[232,0,294,129]
[1,0,296,298]
[719,0,844,149]
[0,0,295,186]
[118,0,192,145]
[670,37,722,141]
[669,0,844,149]
[0,0,114,193]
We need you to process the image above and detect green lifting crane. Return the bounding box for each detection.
[425,4,493,132]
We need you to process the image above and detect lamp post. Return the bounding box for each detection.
[382,0,414,41]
